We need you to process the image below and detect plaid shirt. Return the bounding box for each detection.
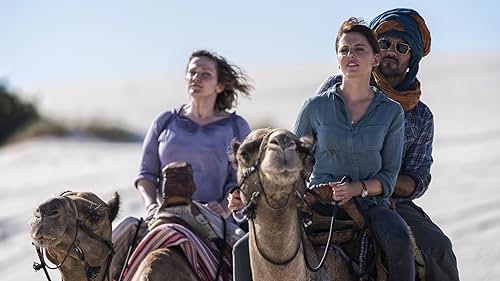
[399,101,433,200]
[315,75,433,201]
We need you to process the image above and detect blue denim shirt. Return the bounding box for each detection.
[316,75,433,201]
[294,83,404,207]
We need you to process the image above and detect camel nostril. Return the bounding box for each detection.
[269,134,295,149]
[269,138,280,146]
[34,209,41,218]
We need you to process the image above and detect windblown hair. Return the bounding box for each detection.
[335,17,381,55]
[188,50,253,112]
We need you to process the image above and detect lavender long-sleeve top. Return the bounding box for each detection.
[135,107,251,204]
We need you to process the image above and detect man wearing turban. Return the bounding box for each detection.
[316,8,459,281]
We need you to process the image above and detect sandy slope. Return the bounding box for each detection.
[2,53,499,280]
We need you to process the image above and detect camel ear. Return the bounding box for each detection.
[107,192,120,222]
[298,136,315,177]
[299,136,314,152]
[229,139,241,168]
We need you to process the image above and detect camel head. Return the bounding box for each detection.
[31,191,119,248]
[231,128,314,208]
[31,191,120,278]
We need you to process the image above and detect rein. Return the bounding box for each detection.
[33,195,115,281]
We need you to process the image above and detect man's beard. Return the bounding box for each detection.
[378,58,405,79]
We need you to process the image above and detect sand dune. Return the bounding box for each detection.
[2,53,499,280]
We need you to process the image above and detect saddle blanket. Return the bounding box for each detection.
[122,223,230,281]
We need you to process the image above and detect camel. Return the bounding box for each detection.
[231,128,424,281]
[31,191,120,281]
[231,128,328,281]
[30,191,199,281]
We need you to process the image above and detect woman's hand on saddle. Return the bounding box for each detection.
[228,191,245,213]
[137,179,160,220]
[145,202,159,220]
[330,182,361,206]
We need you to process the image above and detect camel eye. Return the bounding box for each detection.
[86,207,102,224]
[238,151,250,163]
[47,210,60,217]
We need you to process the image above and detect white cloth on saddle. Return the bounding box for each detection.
[122,223,230,281]
[193,201,245,246]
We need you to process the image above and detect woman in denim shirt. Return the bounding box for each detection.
[294,18,414,280]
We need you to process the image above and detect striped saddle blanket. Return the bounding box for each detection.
[121,223,231,281]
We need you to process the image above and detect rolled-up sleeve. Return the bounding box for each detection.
[134,115,164,189]
[374,107,405,200]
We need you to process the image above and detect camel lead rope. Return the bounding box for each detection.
[33,245,53,281]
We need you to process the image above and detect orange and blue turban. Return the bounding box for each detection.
[369,8,431,91]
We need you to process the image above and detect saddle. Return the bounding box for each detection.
[111,162,243,280]
[149,162,244,247]
[160,161,197,206]
[301,184,426,280]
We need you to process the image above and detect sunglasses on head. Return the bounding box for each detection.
[378,39,411,55]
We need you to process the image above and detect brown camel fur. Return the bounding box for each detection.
[231,128,425,281]
[31,191,120,281]
[31,191,199,281]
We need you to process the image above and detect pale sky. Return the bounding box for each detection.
[1,0,497,90]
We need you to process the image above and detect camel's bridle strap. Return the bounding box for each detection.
[236,130,307,216]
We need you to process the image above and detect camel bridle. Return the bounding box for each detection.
[236,130,307,219]
[33,194,115,281]
[235,130,336,270]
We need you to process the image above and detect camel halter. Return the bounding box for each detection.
[235,131,337,271]
[33,194,115,281]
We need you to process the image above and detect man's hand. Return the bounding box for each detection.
[393,175,416,197]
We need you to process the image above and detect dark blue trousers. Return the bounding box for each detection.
[363,202,415,281]
[396,201,460,281]
[232,233,251,281]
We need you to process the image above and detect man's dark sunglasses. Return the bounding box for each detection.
[378,39,411,55]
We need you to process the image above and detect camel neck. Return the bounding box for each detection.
[250,206,307,280]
